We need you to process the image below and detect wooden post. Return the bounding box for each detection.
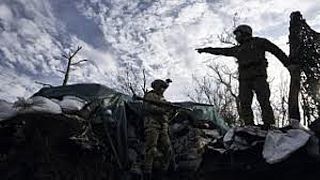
[288,68,301,120]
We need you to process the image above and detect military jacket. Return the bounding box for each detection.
[143,90,169,125]
[205,37,289,79]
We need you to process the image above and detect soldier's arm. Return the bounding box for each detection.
[143,93,168,114]
[261,38,290,67]
[196,47,237,57]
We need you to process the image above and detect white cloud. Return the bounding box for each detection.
[0,4,13,21]
[1,0,320,104]
[0,66,41,102]
[78,42,117,73]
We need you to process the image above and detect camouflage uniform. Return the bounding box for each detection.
[143,90,172,173]
[199,37,289,125]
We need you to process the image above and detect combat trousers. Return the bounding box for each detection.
[143,119,172,173]
[239,76,275,125]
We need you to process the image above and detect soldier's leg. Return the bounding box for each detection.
[143,127,160,173]
[253,77,275,125]
[239,80,254,125]
[157,123,172,171]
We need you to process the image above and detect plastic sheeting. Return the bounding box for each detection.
[223,126,317,164]
[223,126,267,150]
[263,129,311,164]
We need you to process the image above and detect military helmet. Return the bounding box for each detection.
[151,79,172,90]
[233,24,252,36]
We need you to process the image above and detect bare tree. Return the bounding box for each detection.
[217,12,239,45]
[207,64,239,109]
[187,13,242,126]
[271,75,290,127]
[58,46,88,86]
[187,75,214,105]
[186,63,240,126]
[208,64,240,126]
[116,64,148,97]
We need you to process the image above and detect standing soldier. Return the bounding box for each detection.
[196,24,293,129]
[143,79,173,180]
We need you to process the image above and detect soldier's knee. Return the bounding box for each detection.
[162,146,173,160]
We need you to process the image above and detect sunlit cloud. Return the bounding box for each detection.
[0,0,320,102]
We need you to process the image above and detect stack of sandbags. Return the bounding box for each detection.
[12,95,88,115]
[13,96,62,114]
[54,96,87,113]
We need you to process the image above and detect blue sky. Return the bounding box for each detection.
[0,0,320,102]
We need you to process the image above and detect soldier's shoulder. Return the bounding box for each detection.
[144,90,158,99]
[145,90,155,94]
[253,37,268,42]
[253,37,272,46]
[144,90,155,96]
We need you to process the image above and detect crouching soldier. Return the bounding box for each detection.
[143,79,173,180]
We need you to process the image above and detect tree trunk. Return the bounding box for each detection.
[63,58,71,86]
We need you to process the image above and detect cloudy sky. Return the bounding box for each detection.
[0,0,320,102]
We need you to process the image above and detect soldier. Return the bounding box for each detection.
[196,24,293,129]
[143,79,173,180]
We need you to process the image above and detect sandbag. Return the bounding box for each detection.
[57,96,87,112]
[14,96,62,114]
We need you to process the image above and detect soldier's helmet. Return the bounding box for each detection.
[151,79,172,90]
[233,24,252,36]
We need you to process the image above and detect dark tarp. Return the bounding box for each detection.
[33,83,131,168]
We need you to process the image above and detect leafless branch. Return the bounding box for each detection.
[71,59,88,66]
[208,64,238,100]
[62,54,69,59]
[115,63,148,97]
[217,12,240,46]
[62,46,84,86]
[140,69,148,95]
[56,69,65,74]
[35,81,53,88]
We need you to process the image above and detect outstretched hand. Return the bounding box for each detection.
[195,48,207,54]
